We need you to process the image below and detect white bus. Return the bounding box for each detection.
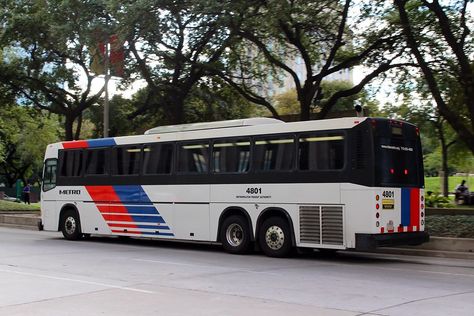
[41,117,429,257]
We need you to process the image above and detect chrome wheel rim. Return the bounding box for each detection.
[65,216,77,235]
[265,225,285,250]
[226,223,244,247]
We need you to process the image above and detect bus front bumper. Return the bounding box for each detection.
[355,232,430,250]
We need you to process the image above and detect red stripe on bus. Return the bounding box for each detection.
[410,188,420,229]
[107,205,129,214]
[380,227,384,233]
[96,205,108,213]
[62,140,89,149]
[103,214,135,222]
[108,223,142,228]
[86,186,120,202]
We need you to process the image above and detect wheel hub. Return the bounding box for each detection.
[65,216,76,235]
[226,223,244,247]
[265,225,285,250]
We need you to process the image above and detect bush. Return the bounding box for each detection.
[425,193,453,208]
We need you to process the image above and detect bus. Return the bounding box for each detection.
[41,117,429,257]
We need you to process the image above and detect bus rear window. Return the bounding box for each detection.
[375,137,420,187]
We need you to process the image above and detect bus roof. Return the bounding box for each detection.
[144,117,284,135]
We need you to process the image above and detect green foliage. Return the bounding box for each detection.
[0,0,108,140]
[274,81,380,116]
[185,81,264,123]
[0,105,60,186]
[424,193,453,208]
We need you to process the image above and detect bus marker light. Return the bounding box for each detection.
[390,168,395,174]
[376,221,379,227]
[421,204,424,210]
[421,195,424,201]
[421,220,425,225]
[376,212,379,218]
[376,204,380,210]
[404,169,408,175]
[376,195,380,201]
[421,212,424,218]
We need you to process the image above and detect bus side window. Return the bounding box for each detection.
[177,142,209,173]
[254,136,294,171]
[84,148,108,175]
[298,133,345,171]
[212,138,251,173]
[59,150,83,178]
[112,146,141,175]
[42,159,57,191]
[143,143,173,174]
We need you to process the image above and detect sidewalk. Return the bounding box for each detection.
[0,211,473,259]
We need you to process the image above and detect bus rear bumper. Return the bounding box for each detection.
[355,232,429,250]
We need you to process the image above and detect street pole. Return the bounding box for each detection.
[103,36,110,138]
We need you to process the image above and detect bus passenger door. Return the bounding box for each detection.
[41,158,59,231]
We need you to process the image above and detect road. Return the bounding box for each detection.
[0,227,473,316]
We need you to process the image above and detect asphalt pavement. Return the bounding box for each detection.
[1,227,474,316]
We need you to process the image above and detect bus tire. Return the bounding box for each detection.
[259,216,292,258]
[220,215,251,254]
[60,209,82,240]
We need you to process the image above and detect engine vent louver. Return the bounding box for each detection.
[299,205,343,245]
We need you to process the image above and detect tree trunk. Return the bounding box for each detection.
[64,115,75,141]
[74,113,83,140]
[439,130,449,197]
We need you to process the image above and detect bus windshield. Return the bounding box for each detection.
[374,125,423,188]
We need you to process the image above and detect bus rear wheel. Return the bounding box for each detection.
[220,215,251,254]
[60,209,82,240]
[259,216,292,257]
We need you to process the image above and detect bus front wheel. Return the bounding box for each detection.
[220,215,251,254]
[259,217,292,257]
[60,209,82,240]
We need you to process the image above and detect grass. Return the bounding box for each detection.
[425,176,474,194]
[0,200,40,212]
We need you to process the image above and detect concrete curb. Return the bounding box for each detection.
[0,213,41,230]
[427,207,474,216]
[372,237,474,260]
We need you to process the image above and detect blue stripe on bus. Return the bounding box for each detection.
[401,188,411,226]
[130,214,166,224]
[87,138,116,148]
[141,232,175,236]
[113,185,141,202]
[123,205,159,215]
[136,225,170,230]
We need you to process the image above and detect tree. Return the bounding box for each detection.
[274,80,380,117]
[110,0,243,124]
[394,0,474,154]
[216,0,410,121]
[0,0,107,140]
[0,105,60,187]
